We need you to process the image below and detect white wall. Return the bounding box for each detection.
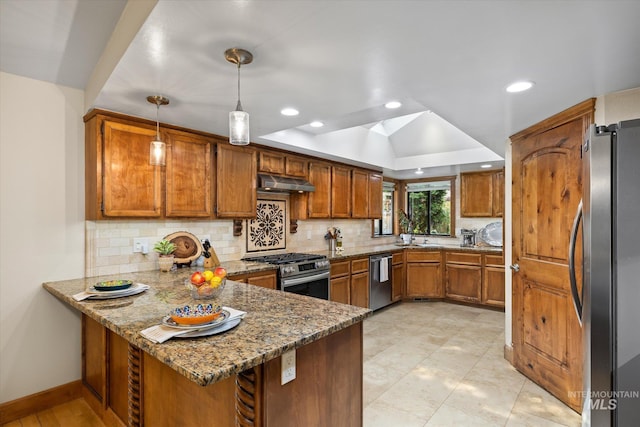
[0,72,85,403]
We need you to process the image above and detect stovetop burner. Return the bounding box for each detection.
[243,252,325,265]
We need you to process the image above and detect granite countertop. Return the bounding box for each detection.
[43,268,370,387]
[309,242,503,261]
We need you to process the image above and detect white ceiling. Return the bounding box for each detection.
[2,0,640,179]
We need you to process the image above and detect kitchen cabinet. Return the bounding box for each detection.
[258,150,308,178]
[351,169,369,218]
[391,251,405,301]
[332,166,352,218]
[285,155,308,178]
[445,252,482,303]
[460,170,504,217]
[228,269,277,290]
[165,129,214,217]
[85,114,162,219]
[482,254,505,307]
[215,144,257,218]
[307,161,332,218]
[350,257,369,309]
[405,250,443,298]
[330,260,351,305]
[368,173,383,218]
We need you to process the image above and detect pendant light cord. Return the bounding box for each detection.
[236,63,243,112]
[155,103,160,140]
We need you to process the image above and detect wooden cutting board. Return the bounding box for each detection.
[164,231,203,264]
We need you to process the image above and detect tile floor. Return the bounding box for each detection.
[363,302,582,427]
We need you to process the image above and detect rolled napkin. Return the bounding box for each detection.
[73,283,150,301]
[140,306,246,344]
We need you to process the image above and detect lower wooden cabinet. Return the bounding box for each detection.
[445,264,482,303]
[405,250,443,298]
[330,275,350,305]
[391,251,405,301]
[483,254,505,307]
[350,257,369,308]
[228,270,277,290]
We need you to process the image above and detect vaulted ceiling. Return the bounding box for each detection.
[2,0,639,178]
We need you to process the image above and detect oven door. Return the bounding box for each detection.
[280,270,330,300]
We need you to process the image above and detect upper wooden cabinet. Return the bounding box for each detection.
[331,166,352,218]
[86,115,162,219]
[307,161,332,218]
[368,173,383,219]
[351,170,369,218]
[165,129,214,218]
[460,169,504,217]
[258,150,308,178]
[216,144,257,218]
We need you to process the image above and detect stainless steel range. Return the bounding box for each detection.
[243,253,330,300]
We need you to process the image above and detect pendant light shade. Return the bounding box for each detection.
[225,48,253,146]
[147,95,169,165]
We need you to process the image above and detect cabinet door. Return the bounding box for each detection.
[308,162,331,218]
[258,151,285,174]
[391,262,404,301]
[351,169,369,218]
[285,155,308,178]
[247,272,277,290]
[350,271,369,308]
[165,130,213,217]
[216,144,257,218]
[368,173,383,219]
[82,315,106,404]
[330,276,350,305]
[405,263,442,298]
[331,166,351,218]
[482,266,505,307]
[102,120,162,217]
[492,169,504,217]
[460,172,493,217]
[445,264,482,303]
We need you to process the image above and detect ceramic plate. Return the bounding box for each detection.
[87,282,142,295]
[174,317,241,338]
[161,310,230,330]
[93,279,133,292]
[478,221,503,247]
[85,284,149,300]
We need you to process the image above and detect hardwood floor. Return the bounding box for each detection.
[1,398,104,427]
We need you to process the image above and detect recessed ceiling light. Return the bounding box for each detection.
[506,81,534,93]
[385,101,402,109]
[309,121,324,128]
[281,108,299,116]
[415,168,424,175]
[481,164,492,169]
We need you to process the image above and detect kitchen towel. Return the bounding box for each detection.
[140,306,246,344]
[380,257,389,282]
[73,283,150,301]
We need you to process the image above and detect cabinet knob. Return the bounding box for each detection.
[509,263,520,272]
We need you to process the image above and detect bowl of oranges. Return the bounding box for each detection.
[186,267,227,300]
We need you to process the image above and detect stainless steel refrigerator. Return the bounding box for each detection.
[570,119,640,426]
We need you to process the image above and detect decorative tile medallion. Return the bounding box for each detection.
[247,200,286,252]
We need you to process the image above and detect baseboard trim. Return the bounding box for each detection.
[504,344,514,365]
[0,380,82,424]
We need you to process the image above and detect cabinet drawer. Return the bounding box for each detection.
[406,250,441,263]
[351,258,369,274]
[330,260,351,278]
[445,252,482,265]
[392,252,404,265]
[484,253,504,267]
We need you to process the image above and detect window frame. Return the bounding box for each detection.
[402,175,457,238]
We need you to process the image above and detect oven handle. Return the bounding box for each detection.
[281,270,330,288]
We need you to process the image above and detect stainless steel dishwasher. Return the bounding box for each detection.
[369,253,393,310]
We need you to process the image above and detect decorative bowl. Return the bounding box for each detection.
[94,279,133,291]
[169,303,223,325]
[185,277,226,300]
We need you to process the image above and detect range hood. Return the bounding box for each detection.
[258,174,315,193]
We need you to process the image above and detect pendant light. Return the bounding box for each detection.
[147,95,169,165]
[225,48,253,145]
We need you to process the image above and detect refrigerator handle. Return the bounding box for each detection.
[569,199,583,326]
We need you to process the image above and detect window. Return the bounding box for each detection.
[373,182,395,236]
[405,178,455,237]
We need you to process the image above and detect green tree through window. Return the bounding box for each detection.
[407,186,451,236]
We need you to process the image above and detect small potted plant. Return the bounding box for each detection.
[397,209,414,245]
[154,239,176,272]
